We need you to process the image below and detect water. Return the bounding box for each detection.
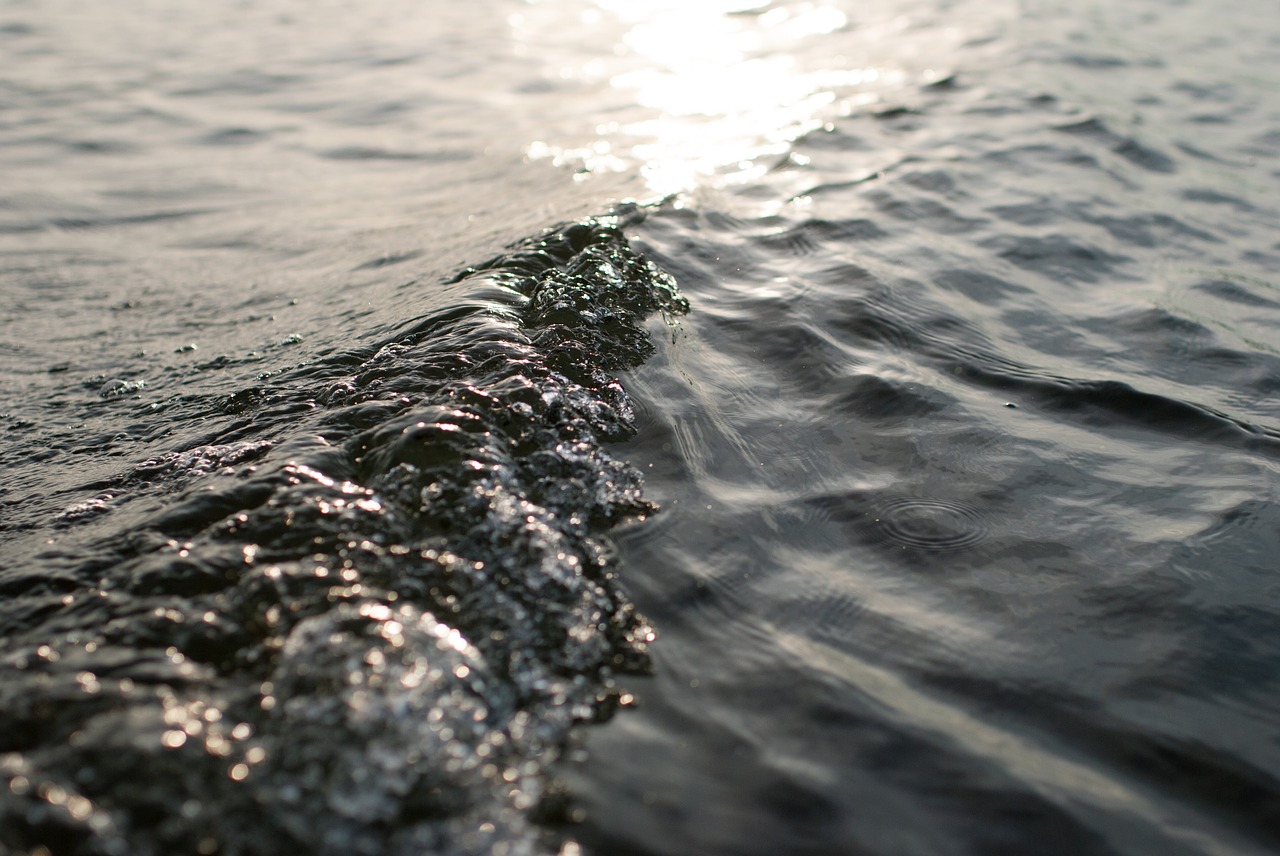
[3,1,1280,854]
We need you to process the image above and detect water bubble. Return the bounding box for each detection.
[99,378,146,398]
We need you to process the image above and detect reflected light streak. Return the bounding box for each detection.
[774,625,1269,856]
[521,0,912,198]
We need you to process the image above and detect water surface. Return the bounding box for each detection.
[3,1,1280,854]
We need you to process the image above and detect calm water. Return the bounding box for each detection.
[3,1,1280,854]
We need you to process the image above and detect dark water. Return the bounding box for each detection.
[4,1,1280,855]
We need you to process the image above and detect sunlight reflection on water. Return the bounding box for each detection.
[516,0,993,198]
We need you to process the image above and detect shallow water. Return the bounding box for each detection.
[4,1,1280,854]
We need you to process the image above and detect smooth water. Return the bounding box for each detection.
[3,1,1280,854]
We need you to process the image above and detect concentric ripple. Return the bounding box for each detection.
[871,497,989,553]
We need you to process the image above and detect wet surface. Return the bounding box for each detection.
[4,0,1280,854]
[2,216,685,855]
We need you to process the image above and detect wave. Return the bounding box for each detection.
[0,209,687,856]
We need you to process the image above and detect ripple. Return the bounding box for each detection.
[871,497,989,553]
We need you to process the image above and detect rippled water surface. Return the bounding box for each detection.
[4,1,1280,854]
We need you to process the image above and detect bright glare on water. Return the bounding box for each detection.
[518,0,999,197]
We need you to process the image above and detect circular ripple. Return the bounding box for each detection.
[872,497,989,552]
